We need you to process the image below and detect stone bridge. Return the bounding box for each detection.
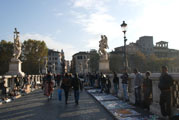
[0,73,178,119]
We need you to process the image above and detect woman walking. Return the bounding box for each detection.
[44,71,54,101]
[61,73,71,104]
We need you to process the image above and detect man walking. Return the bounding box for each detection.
[72,73,81,105]
[133,68,143,106]
[158,66,173,119]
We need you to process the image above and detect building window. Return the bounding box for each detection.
[77,56,82,59]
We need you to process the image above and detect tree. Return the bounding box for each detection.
[0,40,13,75]
[89,50,99,73]
[22,39,48,74]
[109,52,123,73]
[128,51,146,72]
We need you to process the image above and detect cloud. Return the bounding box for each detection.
[71,0,179,51]
[128,0,179,48]
[21,33,77,60]
[71,0,122,50]
[71,0,109,12]
[54,12,63,16]
[56,30,61,34]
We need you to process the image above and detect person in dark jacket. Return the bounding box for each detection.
[133,68,143,106]
[56,74,61,87]
[106,75,111,94]
[113,72,119,96]
[121,69,129,101]
[100,73,106,93]
[158,66,173,119]
[72,73,81,105]
[0,81,6,100]
[61,73,71,104]
[143,71,152,110]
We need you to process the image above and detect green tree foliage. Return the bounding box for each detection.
[22,39,48,74]
[0,40,13,75]
[128,51,146,72]
[109,51,174,73]
[109,53,123,73]
[89,50,99,72]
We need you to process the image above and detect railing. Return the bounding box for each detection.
[0,75,44,100]
[107,73,179,117]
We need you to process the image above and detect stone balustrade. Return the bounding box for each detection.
[0,75,44,99]
[108,73,179,117]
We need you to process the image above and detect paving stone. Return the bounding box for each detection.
[0,88,114,120]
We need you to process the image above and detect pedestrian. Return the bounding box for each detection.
[106,75,111,94]
[53,74,57,87]
[72,73,81,105]
[100,73,106,93]
[113,72,119,96]
[0,81,6,100]
[44,71,54,100]
[133,68,143,106]
[158,66,173,119]
[56,74,61,87]
[97,73,101,88]
[61,73,71,104]
[121,69,129,101]
[143,71,152,110]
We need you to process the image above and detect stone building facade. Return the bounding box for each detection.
[114,42,140,55]
[47,49,62,74]
[154,41,179,58]
[136,36,154,55]
[72,52,89,74]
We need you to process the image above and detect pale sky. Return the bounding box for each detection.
[0,0,179,60]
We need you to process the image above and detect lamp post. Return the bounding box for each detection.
[121,21,128,71]
[38,58,41,74]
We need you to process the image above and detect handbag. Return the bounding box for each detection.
[58,89,62,101]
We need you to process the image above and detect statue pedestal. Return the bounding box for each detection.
[99,57,110,73]
[42,68,47,74]
[6,58,25,77]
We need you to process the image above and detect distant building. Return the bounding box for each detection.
[72,52,89,74]
[65,60,71,73]
[154,41,179,58]
[136,36,154,55]
[47,49,62,74]
[114,42,139,55]
[114,36,179,58]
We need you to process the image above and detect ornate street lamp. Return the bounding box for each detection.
[121,21,128,70]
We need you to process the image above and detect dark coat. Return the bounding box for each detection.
[121,73,128,84]
[72,77,81,91]
[113,76,119,84]
[158,73,173,91]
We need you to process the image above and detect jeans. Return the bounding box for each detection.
[101,83,105,93]
[114,83,119,95]
[64,87,70,103]
[122,84,128,100]
[135,86,141,106]
[160,91,172,117]
[74,90,79,102]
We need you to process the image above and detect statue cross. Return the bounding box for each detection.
[14,28,20,35]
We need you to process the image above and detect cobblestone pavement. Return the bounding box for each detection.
[0,88,114,120]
